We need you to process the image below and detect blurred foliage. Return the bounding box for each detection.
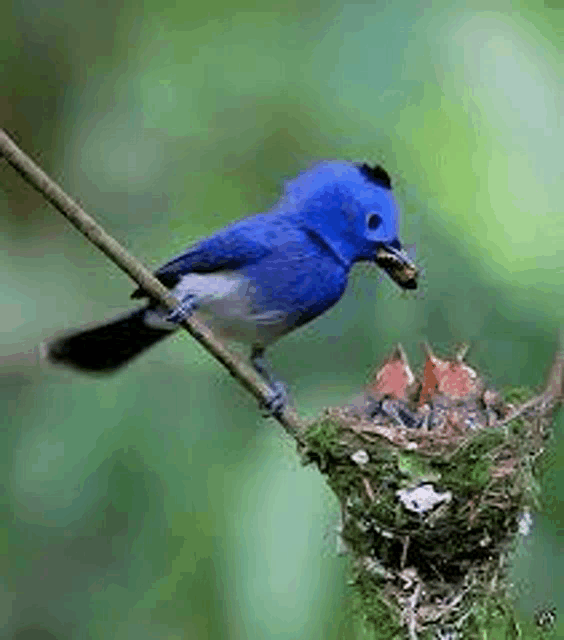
[1,0,562,638]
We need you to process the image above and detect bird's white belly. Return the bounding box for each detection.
[144,272,290,346]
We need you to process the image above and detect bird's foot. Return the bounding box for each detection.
[166,295,198,323]
[260,380,289,417]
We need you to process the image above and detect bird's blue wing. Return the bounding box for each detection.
[131,216,274,299]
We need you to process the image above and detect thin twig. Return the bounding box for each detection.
[400,535,410,570]
[361,475,375,502]
[407,581,422,640]
[496,391,552,427]
[0,129,306,441]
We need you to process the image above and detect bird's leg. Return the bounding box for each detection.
[251,345,288,416]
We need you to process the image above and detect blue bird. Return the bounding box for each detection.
[46,161,418,413]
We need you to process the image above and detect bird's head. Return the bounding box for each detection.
[284,161,418,290]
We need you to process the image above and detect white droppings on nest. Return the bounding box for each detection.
[351,449,370,466]
[397,484,453,515]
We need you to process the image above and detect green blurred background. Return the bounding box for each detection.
[1,1,562,638]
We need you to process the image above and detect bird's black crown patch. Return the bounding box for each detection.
[357,163,392,190]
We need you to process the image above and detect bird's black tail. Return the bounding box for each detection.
[45,308,175,373]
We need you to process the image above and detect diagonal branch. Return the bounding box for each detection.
[0,129,306,441]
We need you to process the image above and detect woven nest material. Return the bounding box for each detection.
[302,344,561,640]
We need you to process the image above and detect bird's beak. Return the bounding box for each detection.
[375,243,418,290]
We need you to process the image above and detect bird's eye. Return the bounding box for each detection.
[366,213,382,230]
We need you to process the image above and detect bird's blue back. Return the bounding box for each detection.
[134,161,405,344]
[147,161,400,284]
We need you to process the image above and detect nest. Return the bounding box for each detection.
[302,344,561,639]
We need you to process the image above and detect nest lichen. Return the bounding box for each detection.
[302,344,560,639]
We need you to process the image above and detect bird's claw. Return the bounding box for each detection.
[260,381,288,417]
[166,296,198,323]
